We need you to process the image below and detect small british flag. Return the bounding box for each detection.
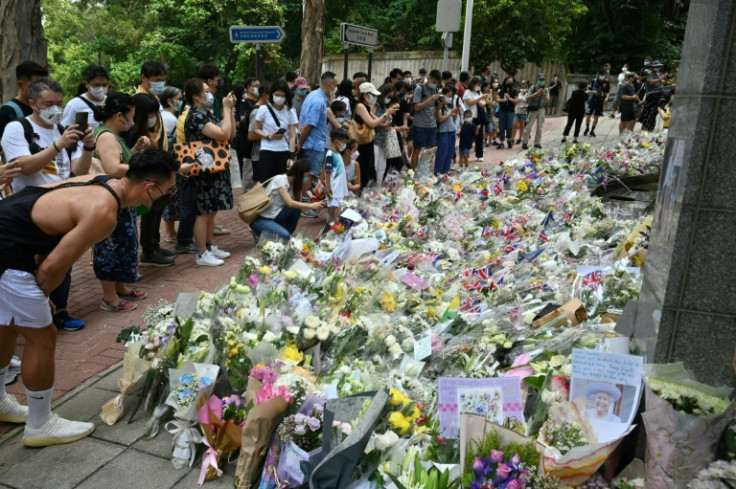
[389,211,399,223]
[508,306,521,318]
[494,183,503,195]
[582,270,603,290]
[538,229,549,243]
[504,244,517,254]
[481,169,489,178]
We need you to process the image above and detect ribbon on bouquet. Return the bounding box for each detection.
[198,437,223,485]
[165,419,203,468]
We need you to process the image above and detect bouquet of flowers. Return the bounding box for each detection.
[275,396,326,487]
[164,362,219,469]
[197,394,249,484]
[642,363,736,489]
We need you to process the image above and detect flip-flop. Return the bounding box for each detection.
[118,290,147,301]
[101,299,138,312]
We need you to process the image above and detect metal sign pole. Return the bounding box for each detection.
[255,43,262,81]
[343,42,350,81]
[368,47,374,82]
[442,33,449,71]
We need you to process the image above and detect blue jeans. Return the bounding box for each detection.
[250,206,301,240]
[303,147,326,177]
[434,131,455,175]
[498,111,515,141]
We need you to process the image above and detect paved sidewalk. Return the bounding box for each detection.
[0,114,626,489]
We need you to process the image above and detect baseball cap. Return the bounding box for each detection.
[651,60,663,67]
[359,82,381,95]
[294,77,309,89]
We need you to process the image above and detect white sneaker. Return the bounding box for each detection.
[23,413,94,447]
[196,250,224,267]
[10,355,21,368]
[476,157,483,162]
[209,245,230,259]
[0,394,28,423]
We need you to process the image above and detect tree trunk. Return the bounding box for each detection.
[299,0,325,85]
[0,0,47,102]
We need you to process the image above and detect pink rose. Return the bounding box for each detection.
[490,449,505,463]
[550,375,570,396]
[507,480,522,489]
[511,453,521,465]
[496,463,512,479]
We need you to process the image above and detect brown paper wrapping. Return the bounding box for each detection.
[100,342,151,425]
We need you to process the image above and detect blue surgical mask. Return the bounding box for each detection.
[427,83,437,90]
[204,92,214,108]
[150,81,165,96]
[298,89,308,96]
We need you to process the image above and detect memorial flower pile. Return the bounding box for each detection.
[105,134,692,487]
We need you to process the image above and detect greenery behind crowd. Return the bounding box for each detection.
[44,0,687,97]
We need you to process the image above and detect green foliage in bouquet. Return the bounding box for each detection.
[385,455,461,489]
[543,421,588,455]
[462,428,540,477]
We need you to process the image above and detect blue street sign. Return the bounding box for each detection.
[229,26,285,44]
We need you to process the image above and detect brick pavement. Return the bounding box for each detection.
[0,113,622,441]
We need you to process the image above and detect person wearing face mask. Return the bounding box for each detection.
[235,77,261,190]
[489,77,501,147]
[249,158,325,240]
[0,77,94,331]
[522,74,550,150]
[182,78,236,267]
[324,130,351,224]
[609,65,629,118]
[496,76,519,149]
[435,86,460,175]
[335,79,355,121]
[513,81,529,146]
[199,64,225,123]
[91,92,153,311]
[373,83,396,183]
[293,77,310,119]
[409,69,442,170]
[136,61,168,151]
[252,80,299,183]
[354,82,395,187]
[583,69,610,137]
[298,71,338,213]
[61,64,109,132]
[639,60,668,132]
[0,61,48,145]
[159,86,185,244]
[463,76,486,162]
[547,74,561,117]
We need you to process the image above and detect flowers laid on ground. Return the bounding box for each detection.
[104,134,686,487]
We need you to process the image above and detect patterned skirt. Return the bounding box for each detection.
[191,170,233,215]
[93,207,138,283]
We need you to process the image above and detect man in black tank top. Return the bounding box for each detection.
[0,148,178,447]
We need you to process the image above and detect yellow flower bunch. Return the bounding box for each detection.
[517,180,529,193]
[389,388,411,407]
[258,265,271,275]
[389,411,412,435]
[380,291,396,312]
[280,342,304,364]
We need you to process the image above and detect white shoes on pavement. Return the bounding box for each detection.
[209,245,230,259]
[0,394,28,423]
[23,413,95,447]
[196,250,224,267]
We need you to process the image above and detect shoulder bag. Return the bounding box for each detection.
[174,110,230,176]
[236,176,277,224]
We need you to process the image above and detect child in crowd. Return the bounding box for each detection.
[342,139,361,196]
[657,98,672,130]
[325,100,348,150]
[513,81,529,144]
[325,130,350,223]
[434,86,460,175]
[458,110,477,172]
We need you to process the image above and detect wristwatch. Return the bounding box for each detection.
[83,144,96,152]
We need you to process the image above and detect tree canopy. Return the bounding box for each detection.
[39,0,688,98]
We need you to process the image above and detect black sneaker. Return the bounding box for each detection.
[507,140,513,148]
[175,243,198,254]
[515,139,521,144]
[53,311,85,331]
[583,128,589,136]
[497,141,505,150]
[590,130,596,137]
[534,144,542,149]
[521,143,529,150]
[561,137,567,143]
[155,246,177,257]
[140,250,175,267]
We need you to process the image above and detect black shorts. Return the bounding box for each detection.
[620,110,636,122]
[586,99,604,116]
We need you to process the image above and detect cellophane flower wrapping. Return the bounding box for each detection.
[197,394,247,484]
[275,395,325,487]
[100,341,152,425]
[643,363,736,489]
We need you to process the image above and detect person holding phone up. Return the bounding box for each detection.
[252,79,298,183]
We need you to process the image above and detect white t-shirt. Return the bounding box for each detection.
[161,111,178,138]
[260,174,290,219]
[61,93,103,130]
[1,117,82,192]
[255,104,298,153]
[463,89,482,118]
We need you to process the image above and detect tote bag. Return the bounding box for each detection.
[236,176,276,224]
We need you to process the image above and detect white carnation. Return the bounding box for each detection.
[374,431,399,451]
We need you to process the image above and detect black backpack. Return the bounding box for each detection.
[18,118,75,162]
[74,95,104,122]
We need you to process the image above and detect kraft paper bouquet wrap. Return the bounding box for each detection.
[642,363,736,489]
[100,340,152,425]
[197,394,248,484]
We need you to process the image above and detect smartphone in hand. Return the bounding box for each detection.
[75,111,89,133]
[276,128,287,135]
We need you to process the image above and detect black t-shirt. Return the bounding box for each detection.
[619,83,636,111]
[568,89,588,115]
[589,78,610,101]
[398,97,412,127]
[498,87,519,112]
[549,80,561,96]
[0,98,33,140]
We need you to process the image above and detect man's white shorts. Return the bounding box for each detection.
[0,270,53,328]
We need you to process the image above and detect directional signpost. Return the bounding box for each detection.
[340,23,378,81]
[229,25,286,80]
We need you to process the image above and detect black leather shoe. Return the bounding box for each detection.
[155,246,177,257]
[140,250,175,267]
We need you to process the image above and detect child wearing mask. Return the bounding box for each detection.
[458,110,477,172]
[342,139,361,196]
[325,130,350,222]
[513,81,529,144]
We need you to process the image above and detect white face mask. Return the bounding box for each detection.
[329,88,337,97]
[204,92,214,108]
[149,81,165,96]
[367,94,377,105]
[273,95,286,106]
[250,86,259,96]
[384,96,392,105]
[147,115,157,128]
[492,82,499,88]
[39,105,63,125]
[89,86,107,100]
[464,117,473,123]
[338,142,347,152]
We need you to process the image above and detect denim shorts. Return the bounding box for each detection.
[459,147,471,155]
[411,126,437,148]
[302,148,326,177]
[514,113,528,123]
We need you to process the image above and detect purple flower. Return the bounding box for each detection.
[294,423,307,435]
[313,404,324,415]
[496,463,512,479]
[307,416,321,432]
[249,274,260,286]
[511,453,521,465]
[490,449,504,463]
[294,413,306,424]
[507,480,522,489]
[472,456,484,474]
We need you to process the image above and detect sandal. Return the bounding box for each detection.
[118,289,147,301]
[100,299,138,312]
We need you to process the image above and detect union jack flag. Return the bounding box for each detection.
[454,190,463,201]
[508,306,521,318]
[460,297,482,312]
[541,211,555,228]
[416,226,428,239]
[582,270,602,290]
[389,211,399,223]
[426,252,441,267]
[504,244,517,254]
[494,183,504,195]
[481,169,489,178]
[538,229,549,243]
[478,188,489,199]
[532,283,552,292]
[463,280,490,291]
[474,266,492,280]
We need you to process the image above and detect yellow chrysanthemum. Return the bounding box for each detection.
[258,265,271,275]
[388,411,412,435]
[280,342,304,364]
[380,292,396,312]
[517,180,529,192]
[389,388,411,407]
